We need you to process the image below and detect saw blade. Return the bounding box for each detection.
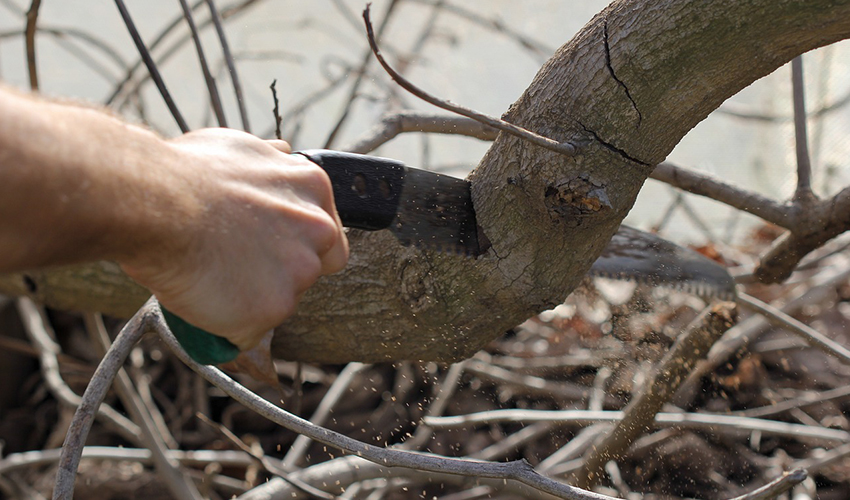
[296,149,487,257]
[590,226,737,300]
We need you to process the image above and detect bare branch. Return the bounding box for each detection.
[270,79,282,140]
[113,0,190,132]
[25,0,41,90]
[735,384,850,419]
[344,111,498,153]
[323,0,402,148]
[791,56,814,201]
[423,409,850,443]
[196,413,335,499]
[650,162,792,228]
[408,0,555,61]
[206,0,250,132]
[727,469,807,500]
[16,298,142,444]
[736,292,850,364]
[0,446,253,476]
[755,185,850,282]
[53,298,154,500]
[572,302,738,489]
[178,0,228,128]
[83,313,203,500]
[108,0,262,116]
[464,358,618,404]
[153,308,617,500]
[362,5,577,157]
[674,262,850,407]
[281,362,370,470]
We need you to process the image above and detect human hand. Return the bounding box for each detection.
[120,128,348,351]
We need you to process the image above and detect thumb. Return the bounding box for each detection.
[266,139,292,154]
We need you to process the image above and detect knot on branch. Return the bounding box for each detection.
[544,175,612,226]
[399,259,437,313]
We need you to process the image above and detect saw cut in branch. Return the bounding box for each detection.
[362,4,577,157]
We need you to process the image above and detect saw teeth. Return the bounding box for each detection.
[591,273,736,301]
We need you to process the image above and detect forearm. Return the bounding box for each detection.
[0,86,195,272]
[0,85,347,352]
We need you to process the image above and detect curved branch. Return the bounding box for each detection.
[344,111,498,153]
[362,5,577,157]
[650,162,792,227]
[154,311,616,500]
[755,185,850,282]
[53,299,153,500]
[24,0,41,90]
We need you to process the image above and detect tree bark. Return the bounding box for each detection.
[3,0,850,362]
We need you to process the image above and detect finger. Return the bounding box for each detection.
[266,139,292,154]
[319,225,349,275]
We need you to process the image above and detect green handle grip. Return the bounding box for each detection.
[160,307,240,365]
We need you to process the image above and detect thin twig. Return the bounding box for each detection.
[423,409,850,443]
[396,361,466,451]
[153,310,617,500]
[270,79,282,140]
[674,263,850,407]
[538,425,610,473]
[407,0,555,61]
[323,0,401,148]
[114,0,190,132]
[271,67,349,142]
[206,0,250,132]
[0,26,129,78]
[793,442,850,473]
[107,0,261,108]
[727,468,807,500]
[196,413,336,499]
[82,313,202,500]
[736,292,850,364]
[465,359,619,405]
[471,422,555,461]
[0,446,253,475]
[362,4,577,157]
[736,384,850,419]
[791,56,814,201]
[717,85,850,122]
[16,298,142,444]
[178,0,228,128]
[650,162,791,228]
[53,299,155,500]
[239,454,574,500]
[24,0,41,90]
[573,302,738,489]
[343,111,498,153]
[282,362,370,470]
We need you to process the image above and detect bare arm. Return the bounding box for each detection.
[0,86,348,350]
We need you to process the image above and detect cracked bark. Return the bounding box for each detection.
[3,0,850,362]
[602,19,642,127]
